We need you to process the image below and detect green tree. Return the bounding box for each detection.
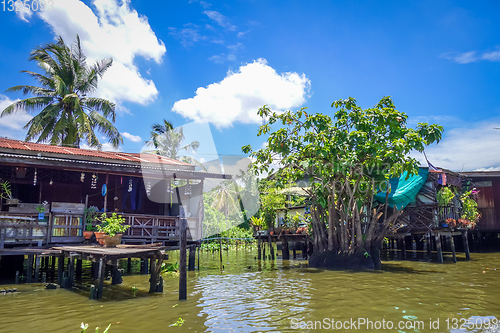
[258,180,287,229]
[146,125,205,169]
[1,35,121,149]
[150,119,174,149]
[243,97,443,269]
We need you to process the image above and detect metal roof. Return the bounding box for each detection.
[0,137,191,166]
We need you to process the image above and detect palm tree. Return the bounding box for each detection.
[0,35,122,149]
[147,123,205,169]
[150,119,173,150]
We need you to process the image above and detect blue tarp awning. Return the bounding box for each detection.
[374,167,429,209]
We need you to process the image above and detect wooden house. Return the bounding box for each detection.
[460,171,500,231]
[0,138,229,248]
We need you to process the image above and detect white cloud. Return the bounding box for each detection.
[0,95,33,140]
[15,6,33,22]
[412,119,500,171]
[122,132,142,142]
[482,50,500,61]
[31,0,166,108]
[443,49,500,64]
[203,10,236,31]
[172,59,311,128]
[169,27,206,47]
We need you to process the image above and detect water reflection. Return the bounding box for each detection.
[0,250,499,332]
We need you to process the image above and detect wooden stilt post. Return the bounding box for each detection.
[462,230,471,260]
[268,235,274,260]
[262,239,266,260]
[103,173,109,213]
[282,237,290,260]
[393,238,398,260]
[412,236,417,259]
[219,237,223,264]
[67,257,75,289]
[51,256,56,281]
[197,243,200,270]
[445,235,452,253]
[149,257,157,293]
[76,259,83,281]
[179,217,187,300]
[188,244,196,271]
[257,235,262,260]
[57,255,64,285]
[140,258,149,274]
[95,257,106,299]
[450,235,457,263]
[15,271,19,284]
[26,254,34,283]
[426,233,432,258]
[34,255,41,282]
[111,260,122,285]
[401,236,407,260]
[292,242,297,259]
[302,242,308,259]
[435,233,443,263]
[127,258,132,274]
[91,262,97,280]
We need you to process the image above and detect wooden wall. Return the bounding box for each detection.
[474,177,500,231]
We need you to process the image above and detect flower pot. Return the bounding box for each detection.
[83,231,94,240]
[5,199,19,205]
[94,231,106,245]
[103,234,123,247]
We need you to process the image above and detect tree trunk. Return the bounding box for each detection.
[370,246,381,270]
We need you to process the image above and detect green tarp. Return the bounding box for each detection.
[374,167,429,209]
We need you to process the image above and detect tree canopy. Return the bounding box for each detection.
[1,35,121,149]
[243,96,443,268]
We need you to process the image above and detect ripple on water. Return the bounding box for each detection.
[0,251,500,332]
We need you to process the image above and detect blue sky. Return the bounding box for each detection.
[1,0,500,171]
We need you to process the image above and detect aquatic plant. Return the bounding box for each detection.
[170,318,185,327]
[80,323,111,333]
[161,262,179,273]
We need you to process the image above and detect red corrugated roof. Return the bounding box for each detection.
[0,138,191,166]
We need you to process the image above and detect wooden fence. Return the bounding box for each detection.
[0,212,200,247]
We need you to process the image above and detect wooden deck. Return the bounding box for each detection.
[51,244,166,260]
[0,244,167,299]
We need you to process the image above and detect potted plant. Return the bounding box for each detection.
[0,180,18,205]
[290,213,301,234]
[96,212,130,247]
[36,201,49,224]
[83,206,98,240]
[459,190,481,229]
[250,216,265,234]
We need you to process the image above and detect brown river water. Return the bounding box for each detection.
[0,249,499,333]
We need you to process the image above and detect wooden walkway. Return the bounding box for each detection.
[0,244,167,299]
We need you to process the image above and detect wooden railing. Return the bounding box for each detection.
[0,212,200,247]
[0,214,48,248]
[120,214,200,243]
